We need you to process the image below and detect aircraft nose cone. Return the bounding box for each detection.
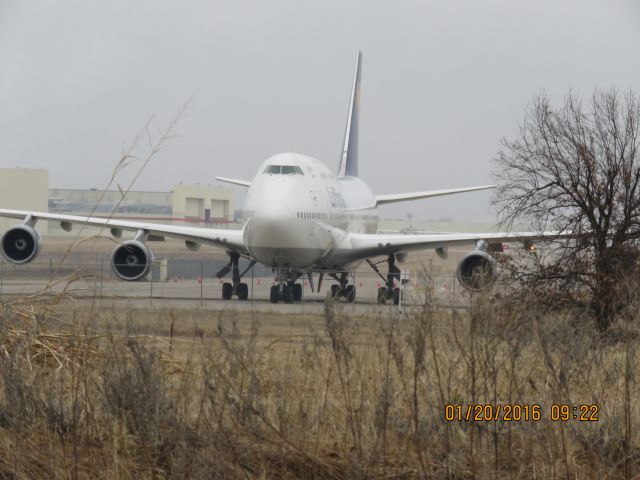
[251,201,293,242]
[255,200,292,221]
[244,201,331,268]
[246,201,292,253]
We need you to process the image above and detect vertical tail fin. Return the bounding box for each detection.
[338,51,362,177]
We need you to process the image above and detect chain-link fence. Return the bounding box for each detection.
[0,255,469,307]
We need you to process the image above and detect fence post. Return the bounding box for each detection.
[100,259,103,297]
[398,270,403,313]
[251,264,254,301]
[453,271,456,305]
[49,257,53,282]
[353,271,356,310]
[200,260,204,307]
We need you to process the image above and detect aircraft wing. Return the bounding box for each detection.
[215,177,252,187]
[0,209,248,254]
[375,185,495,205]
[347,230,569,259]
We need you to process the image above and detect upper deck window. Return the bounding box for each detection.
[263,165,304,175]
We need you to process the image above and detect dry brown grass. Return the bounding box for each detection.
[0,288,638,479]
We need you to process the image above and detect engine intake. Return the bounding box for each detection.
[1,225,41,264]
[111,240,154,281]
[456,250,498,291]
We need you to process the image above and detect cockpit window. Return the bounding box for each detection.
[281,165,303,175]
[263,165,304,175]
[264,165,282,174]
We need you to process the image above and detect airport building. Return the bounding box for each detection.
[0,168,236,235]
[0,168,49,234]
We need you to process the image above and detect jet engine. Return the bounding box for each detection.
[111,240,154,281]
[456,250,498,291]
[1,225,41,264]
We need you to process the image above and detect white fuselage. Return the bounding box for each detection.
[243,153,378,273]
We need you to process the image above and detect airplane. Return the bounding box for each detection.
[0,52,561,304]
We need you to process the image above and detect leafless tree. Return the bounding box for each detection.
[493,88,640,330]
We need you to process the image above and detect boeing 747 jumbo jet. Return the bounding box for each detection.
[0,53,560,304]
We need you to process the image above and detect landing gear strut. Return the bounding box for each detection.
[217,252,256,301]
[368,255,401,305]
[270,272,304,304]
[328,272,356,303]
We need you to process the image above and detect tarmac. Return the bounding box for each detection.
[0,276,468,314]
[0,235,472,314]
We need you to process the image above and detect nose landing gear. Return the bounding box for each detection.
[216,252,256,301]
[269,274,304,304]
[269,281,303,304]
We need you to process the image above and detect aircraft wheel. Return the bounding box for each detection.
[330,284,340,298]
[393,287,400,305]
[238,283,249,300]
[222,282,233,300]
[377,287,388,304]
[282,284,293,303]
[345,285,356,303]
[270,285,279,303]
[292,283,303,302]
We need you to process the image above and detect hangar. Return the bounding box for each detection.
[0,168,49,234]
[0,168,236,236]
[48,184,236,234]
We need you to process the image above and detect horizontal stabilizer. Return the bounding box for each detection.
[375,185,495,205]
[215,177,252,187]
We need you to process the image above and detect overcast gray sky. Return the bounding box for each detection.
[1,0,639,222]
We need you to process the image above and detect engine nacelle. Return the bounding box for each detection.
[1,225,41,264]
[456,250,498,291]
[111,240,154,281]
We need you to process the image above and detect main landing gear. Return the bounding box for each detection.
[328,272,356,303]
[368,255,401,305]
[216,252,256,301]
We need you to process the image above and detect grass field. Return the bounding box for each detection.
[0,286,638,479]
[0,237,637,478]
